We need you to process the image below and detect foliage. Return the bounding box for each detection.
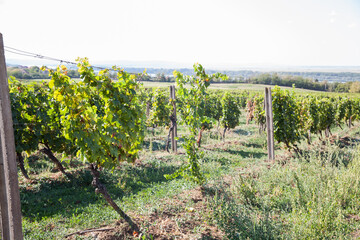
[220,92,241,131]
[9,79,73,154]
[237,90,250,108]
[307,97,335,136]
[253,94,266,132]
[296,96,311,139]
[165,64,227,185]
[10,78,41,155]
[202,93,223,128]
[147,88,171,128]
[336,97,355,126]
[7,66,60,79]
[249,73,327,91]
[349,81,360,93]
[45,58,144,169]
[272,86,302,150]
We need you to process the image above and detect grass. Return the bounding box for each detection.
[208,141,360,239]
[19,112,360,239]
[20,79,360,98]
[140,81,321,93]
[140,81,360,97]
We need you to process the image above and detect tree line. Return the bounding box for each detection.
[7,65,360,93]
[7,66,80,79]
[247,73,360,93]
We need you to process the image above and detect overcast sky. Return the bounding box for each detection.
[1,0,359,68]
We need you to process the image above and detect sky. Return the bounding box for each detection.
[1,0,360,69]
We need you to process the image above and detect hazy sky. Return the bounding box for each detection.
[1,0,359,68]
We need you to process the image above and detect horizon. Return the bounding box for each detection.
[6,58,360,73]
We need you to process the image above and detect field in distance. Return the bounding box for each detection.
[140,81,341,94]
[20,79,360,96]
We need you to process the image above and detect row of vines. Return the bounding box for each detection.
[248,86,360,152]
[9,59,360,233]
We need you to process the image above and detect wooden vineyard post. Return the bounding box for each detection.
[0,33,23,240]
[0,141,10,240]
[348,98,352,128]
[265,87,275,160]
[349,117,352,128]
[145,88,150,118]
[146,102,150,118]
[169,86,177,153]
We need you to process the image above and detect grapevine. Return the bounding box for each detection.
[272,86,302,151]
[45,58,144,232]
[220,92,241,139]
[253,94,266,133]
[166,64,227,185]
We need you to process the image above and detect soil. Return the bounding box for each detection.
[66,187,225,239]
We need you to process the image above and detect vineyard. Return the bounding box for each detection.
[11,60,360,239]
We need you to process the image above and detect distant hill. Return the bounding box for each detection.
[123,67,360,83]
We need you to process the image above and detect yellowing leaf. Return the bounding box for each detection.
[49,79,55,89]
[54,91,63,101]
